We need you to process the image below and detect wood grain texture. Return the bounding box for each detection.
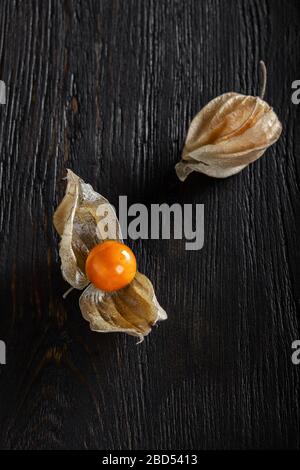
[0,0,299,450]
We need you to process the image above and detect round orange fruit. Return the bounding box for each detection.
[85,241,137,292]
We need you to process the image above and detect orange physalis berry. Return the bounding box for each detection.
[85,241,137,292]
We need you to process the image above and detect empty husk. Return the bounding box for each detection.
[175,63,282,180]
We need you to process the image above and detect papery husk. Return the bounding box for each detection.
[53,169,122,289]
[79,271,167,340]
[175,92,282,180]
[54,170,167,340]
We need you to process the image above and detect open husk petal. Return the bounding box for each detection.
[175,93,282,180]
[53,169,122,289]
[79,271,167,340]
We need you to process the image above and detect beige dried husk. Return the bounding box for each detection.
[175,63,282,180]
[53,169,167,340]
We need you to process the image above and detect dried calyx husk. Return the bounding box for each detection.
[53,169,167,341]
[175,61,282,180]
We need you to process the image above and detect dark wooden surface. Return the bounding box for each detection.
[0,0,299,450]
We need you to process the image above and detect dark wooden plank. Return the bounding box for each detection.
[0,0,299,450]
